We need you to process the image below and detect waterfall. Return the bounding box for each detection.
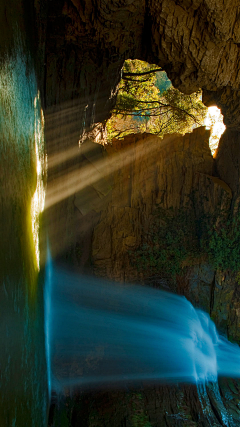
[44,256,240,394]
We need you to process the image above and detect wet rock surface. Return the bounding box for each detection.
[49,379,240,426]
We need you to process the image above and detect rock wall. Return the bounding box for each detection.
[212,128,240,340]
[147,0,240,128]
[92,128,213,279]
[89,128,240,343]
[49,381,240,427]
[91,128,232,311]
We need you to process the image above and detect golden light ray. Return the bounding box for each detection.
[45,134,176,210]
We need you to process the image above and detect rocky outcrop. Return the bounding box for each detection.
[215,129,240,198]
[147,1,240,128]
[50,379,240,427]
[91,128,230,284]
[210,128,240,340]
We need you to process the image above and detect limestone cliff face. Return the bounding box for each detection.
[211,129,240,340]
[92,130,227,275]
[92,128,213,279]
[215,129,240,198]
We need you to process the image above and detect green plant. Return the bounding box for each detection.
[106,59,207,141]
[201,208,240,272]
[132,205,199,279]
[130,393,152,427]
[132,203,240,279]
[131,413,152,427]
[236,271,240,285]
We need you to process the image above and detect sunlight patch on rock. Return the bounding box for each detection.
[205,106,226,155]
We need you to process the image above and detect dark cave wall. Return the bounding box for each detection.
[36,0,240,264]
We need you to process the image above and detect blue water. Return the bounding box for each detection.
[44,242,53,399]
[0,23,49,427]
[45,258,240,393]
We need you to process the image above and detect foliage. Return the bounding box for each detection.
[236,271,240,286]
[132,203,240,280]
[130,393,152,427]
[201,209,240,272]
[106,59,207,140]
[131,205,199,279]
[131,413,152,427]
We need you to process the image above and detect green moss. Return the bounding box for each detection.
[130,393,152,427]
[131,205,199,279]
[236,271,240,285]
[201,208,240,272]
[131,203,240,279]
[131,413,152,427]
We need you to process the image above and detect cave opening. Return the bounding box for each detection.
[105,59,225,157]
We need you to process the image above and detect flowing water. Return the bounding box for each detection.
[46,260,240,395]
[0,2,48,425]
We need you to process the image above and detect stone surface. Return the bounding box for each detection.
[91,128,232,292]
[186,263,215,313]
[50,380,240,427]
[211,270,237,335]
[215,128,240,197]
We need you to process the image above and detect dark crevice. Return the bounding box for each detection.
[210,271,215,316]
[206,388,226,427]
